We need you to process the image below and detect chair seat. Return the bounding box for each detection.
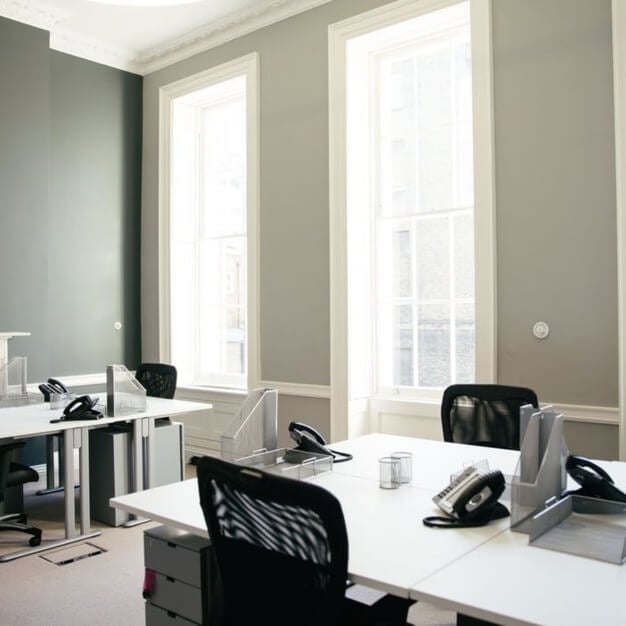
[7,462,38,488]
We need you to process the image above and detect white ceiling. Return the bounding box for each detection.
[0,0,330,74]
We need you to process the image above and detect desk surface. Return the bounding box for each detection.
[413,526,626,626]
[110,434,626,624]
[0,396,211,439]
[330,433,521,487]
[111,471,508,598]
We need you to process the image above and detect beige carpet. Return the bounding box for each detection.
[0,467,456,626]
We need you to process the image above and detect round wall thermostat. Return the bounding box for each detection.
[114,321,123,331]
[532,321,550,339]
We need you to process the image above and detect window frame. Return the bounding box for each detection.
[158,53,260,391]
[329,0,496,441]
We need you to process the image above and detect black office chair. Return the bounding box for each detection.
[441,384,539,450]
[135,362,177,399]
[197,456,414,626]
[0,442,42,547]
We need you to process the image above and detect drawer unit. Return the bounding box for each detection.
[144,525,219,625]
[146,603,197,626]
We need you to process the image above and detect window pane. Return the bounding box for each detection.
[392,227,412,298]
[201,99,246,238]
[418,126,453,212]
[393,304,414,386]
[453,212,474,299]
[417,303,450,387]
[418,48,452,129]
[455,302,474,383]
[416,216,449,300]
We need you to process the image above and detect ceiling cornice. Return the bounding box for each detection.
[138,0,332,75]
[0,0,333,76]
[0,0,67,31]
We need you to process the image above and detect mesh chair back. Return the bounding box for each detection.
[197,456,349,626]
[441,384,539,450]
[135,363,177,399]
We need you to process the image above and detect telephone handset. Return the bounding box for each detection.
[288,421,353,463]
[565,455,626,503]
[38,378,69,402]
[423,468,509,528]
[50,395,103,423]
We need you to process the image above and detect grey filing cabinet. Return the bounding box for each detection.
[89,420,184,526]
[144,525,220,625]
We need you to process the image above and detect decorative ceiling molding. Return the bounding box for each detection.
[1,0,332,75]
[0,0,68,31]
[138,0,332,75]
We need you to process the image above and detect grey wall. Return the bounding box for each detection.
[0,18,142,382]
[141,1,618,455]
[494,0,617,407]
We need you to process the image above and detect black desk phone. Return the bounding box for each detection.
[565,455,626,503]
[287,422,353,463]
[50,395,103,423]
[423,467,509,528]
[38,378,69,402]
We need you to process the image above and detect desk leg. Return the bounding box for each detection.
[0,427,101,563]
[123,417,153,527]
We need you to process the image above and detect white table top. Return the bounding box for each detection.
[110,433,626,621]
[111,450,510,598]
[413,526,626,626]
[331,433,521,488]
[0,396,213,439]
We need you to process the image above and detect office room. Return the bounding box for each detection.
[0,0,625,624]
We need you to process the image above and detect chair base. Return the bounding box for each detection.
[0,512,42,547]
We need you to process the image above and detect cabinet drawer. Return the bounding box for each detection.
[145,601,198,626]
[151,572,203,624]
[144,526,212,587]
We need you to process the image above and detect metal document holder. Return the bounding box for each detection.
[220,389,278,462]
[220,389,333,479]
[528,495,626,564]
[510,405,569,532]
[106,364,147,417]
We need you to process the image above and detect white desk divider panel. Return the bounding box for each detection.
[510,404,568,532]
[106,364,147,417]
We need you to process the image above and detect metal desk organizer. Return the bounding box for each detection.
[528,495,626,564]
[511,405,626,564]
[220,388,333,479]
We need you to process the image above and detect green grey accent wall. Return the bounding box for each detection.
[0,17,142,383]
[0,18,51,377]
[49,51,142,376]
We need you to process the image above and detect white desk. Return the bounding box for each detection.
[412,527,626,626]
[330,433,521,487]
[0,397,212,562]
[111,436,513,598]
[111,471,508,599]
[110,435,626,624]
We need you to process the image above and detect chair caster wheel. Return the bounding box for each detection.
[29,535,41,547]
